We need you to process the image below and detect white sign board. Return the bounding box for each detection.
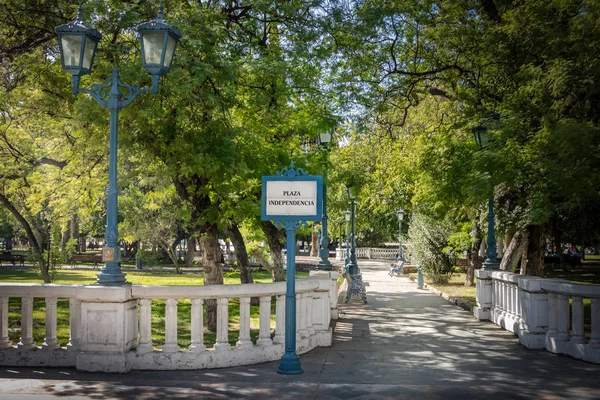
[265,180,318,216]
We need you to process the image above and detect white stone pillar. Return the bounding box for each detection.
[517,277,548,349]
[590,298,600,347]
[163,298,179,353]
[474,270,492,320]
[274,294,285,345]
[18,296,35,349]
[76,286,138,373]
[137,299,153,354]
[189,298,206,352]
[0,297,10,349]
[42,297,60,350]
[570,296,585,344]
[257,296,272,347]
[236,297,252,348]
[214,297,230,350]
[67,298,81,351]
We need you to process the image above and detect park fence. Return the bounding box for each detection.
[0,271,339,372]
[474,270,600,364]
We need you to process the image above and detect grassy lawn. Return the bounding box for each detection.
[1,268,308,349]
[418,273,477,308]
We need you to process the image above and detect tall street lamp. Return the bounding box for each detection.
[397,208,404,261]
[317,130,333,270]
[346,184,358,275]
[473,119,499,270]
[56,4,181,285]
[344,210,351,267]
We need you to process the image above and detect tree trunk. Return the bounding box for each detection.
[185,237,195,267]
[0,193,51,282]
[260,221,285,282]
[466,217,482,287]
[524,224,546,276]
[227,224,253,284]
[310,227,319,257]
[500,230,528,272]
[199,225,223,332]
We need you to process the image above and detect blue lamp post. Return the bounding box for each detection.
[346,184,358,275]
[317,130,333,270]
[473,122,499,270]
[397,208,404,261]
[56,4,181,285]
[344,210,351,266]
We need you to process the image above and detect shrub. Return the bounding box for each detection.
[407,213,457,284]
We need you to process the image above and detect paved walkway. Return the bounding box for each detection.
[1,260,600,399]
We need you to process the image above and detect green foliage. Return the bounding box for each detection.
[407,213,457,284]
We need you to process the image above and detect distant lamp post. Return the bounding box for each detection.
[56,4,181,285]
[346,183,358,275]
[317,130,333,270]
[397,209,404,261]
[473,118,499,270]
[344,210,351,266]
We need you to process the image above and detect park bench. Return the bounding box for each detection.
[389,261,404,276]
[0,252,25,267]
[71,254,102,268]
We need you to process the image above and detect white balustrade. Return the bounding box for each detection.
[0,274,339,372]
[475,271,600,364]
[353,247,399,260]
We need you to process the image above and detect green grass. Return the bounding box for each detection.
[1,268,308,349]
[419,273,477,308]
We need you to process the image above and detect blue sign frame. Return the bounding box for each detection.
[261,162,323,222]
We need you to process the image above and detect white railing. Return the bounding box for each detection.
[474,270,600,364]
[355,248,398,260]
[0,271,339,372]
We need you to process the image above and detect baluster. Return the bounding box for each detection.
[237,297,252,348]
[42,297,60,350]
[18,296,35,349]
[547,292,558,339]
[507,282,513,318]
[274,294,285,345]
[190,298,206,352]
[257,296,272,346]
[556,294,570,342]
[162,298,179,353]
[67,298,81,351]
[590,298,600,347]
[137,299,153,354]
[0,297,10,349]
[571,296,585,344]
[214,297,230,350]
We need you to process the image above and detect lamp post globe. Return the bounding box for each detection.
[397,208,404,261]
[55,4,181,285]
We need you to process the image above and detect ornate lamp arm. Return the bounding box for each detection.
[72,68,160,110]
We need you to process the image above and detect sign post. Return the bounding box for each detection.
[262,161,322,375]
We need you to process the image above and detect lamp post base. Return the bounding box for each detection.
[277,352,303,375]
[316,260,333,271]
[482,259,500,270]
